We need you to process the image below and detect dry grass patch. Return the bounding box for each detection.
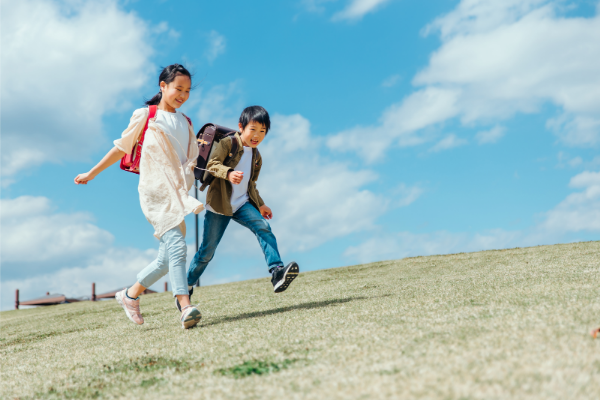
[1,242,599,399]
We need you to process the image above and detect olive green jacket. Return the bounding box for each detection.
[200,133,265,216]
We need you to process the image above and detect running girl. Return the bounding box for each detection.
[74,64,203,329]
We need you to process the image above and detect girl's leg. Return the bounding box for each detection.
[131,241,169,298]
[116,242,168,325]
[160,226,190,305]
[233,202,283,271]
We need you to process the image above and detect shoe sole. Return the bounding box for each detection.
[115,290,143,325]
[274,262,299,293]
[182,308,202,329]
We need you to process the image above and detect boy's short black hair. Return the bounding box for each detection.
[239,106,270,133]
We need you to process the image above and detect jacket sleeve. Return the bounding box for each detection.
[113,108,148,154]
[206,137,233,180]
[250,152,265,207]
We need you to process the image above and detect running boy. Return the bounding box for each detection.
[176,106,299,310]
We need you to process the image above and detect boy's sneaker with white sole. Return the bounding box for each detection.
[271,262,299,293]
[174,287,194,312]
[115,289,144,325]
[181,305,202,329]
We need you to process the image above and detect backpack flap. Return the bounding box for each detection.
[195,123,238,184]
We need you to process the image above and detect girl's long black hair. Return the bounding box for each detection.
[145,64,192,106]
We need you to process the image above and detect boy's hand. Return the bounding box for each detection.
[260,205,273,220]
[74,172,95,185]
[227,170,243,185]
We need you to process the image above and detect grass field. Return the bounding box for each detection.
[2,241,599,399]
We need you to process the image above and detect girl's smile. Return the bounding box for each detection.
[159,74,191,112]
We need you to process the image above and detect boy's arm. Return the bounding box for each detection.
[206,137,234,180]
[251,152,265,207]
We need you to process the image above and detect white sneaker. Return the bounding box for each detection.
[181,305,201,329]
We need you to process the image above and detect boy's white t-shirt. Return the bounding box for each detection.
[206,146,253,215]
[154,109,190,164]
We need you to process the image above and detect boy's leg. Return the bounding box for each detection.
[232,202,283,271]
[187,211,231,287]
[233,203,298,292]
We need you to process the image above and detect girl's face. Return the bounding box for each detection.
[159,74,191,112]
[239,121,267,148]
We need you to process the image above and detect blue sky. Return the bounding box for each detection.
[2,0,599,310]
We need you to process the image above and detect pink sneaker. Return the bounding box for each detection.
[115,289,144,325]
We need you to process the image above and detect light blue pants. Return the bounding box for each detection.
[137,225,188,297]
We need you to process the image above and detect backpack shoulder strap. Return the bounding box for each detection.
[223,133,240,165]
[181,112,192,126]
[138,105,157,146]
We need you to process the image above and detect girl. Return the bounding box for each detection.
[75,64,204,329]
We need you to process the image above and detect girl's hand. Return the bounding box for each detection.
[260,205,273,220]
[74,172,95,185]
[227,170,243,185]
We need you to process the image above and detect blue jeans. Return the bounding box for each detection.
[187,202,283,286]
[137,225,188,297]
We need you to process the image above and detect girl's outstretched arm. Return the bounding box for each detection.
[74,146,125,185]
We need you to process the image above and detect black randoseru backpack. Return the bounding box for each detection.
[195,123,239,186]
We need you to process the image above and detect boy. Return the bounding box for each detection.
[176,106,299,311]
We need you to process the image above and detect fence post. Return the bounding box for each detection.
[15,289,19,310]
[195,181,201,288]
[164,282,168,292]
[92,283,96,302]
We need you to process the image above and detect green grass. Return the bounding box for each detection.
[1,241,599,399]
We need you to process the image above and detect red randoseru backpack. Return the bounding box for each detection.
[120,105,157,174]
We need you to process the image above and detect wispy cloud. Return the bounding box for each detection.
[329,0,600,160]
[429,134,468,152]
[381,74,401,88]
[475,126,505,144]
[206,30,226,63]
[332,0,392,21]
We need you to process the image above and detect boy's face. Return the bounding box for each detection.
[239,121,267,148]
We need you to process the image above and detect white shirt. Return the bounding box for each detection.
[153,110,191,164]
[113,108,203,239]
[206,146,253,215]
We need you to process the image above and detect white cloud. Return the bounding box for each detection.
[191,107,391,254]
[395,183,423,207]
[258,114,390,252]
[0,0,155,180]
[330,0,600,160]
[194,81,245,129]
[381,74,401,88]
[429,134,468,152]
[475,126,505,144]
[0,195,162,310]
[0,196,113,275]
[205,30,226,63]
[344,229,522,264]
[302,0,338,14]
[332,0,392,21]
[344,169,600,264]
[556,151,583,168]
[328,87,459,162]
[541,170,600,232]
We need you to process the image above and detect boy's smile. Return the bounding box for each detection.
[239,121,267,148]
